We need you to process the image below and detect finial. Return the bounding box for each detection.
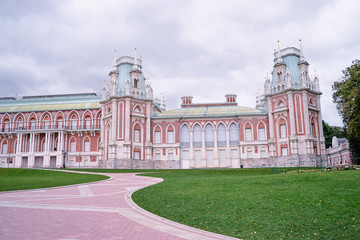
[112,49,117,71]
[276,40,282,63]
[299,39,305,62]
[133,48,138,70]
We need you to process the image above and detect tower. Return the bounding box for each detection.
[263,41,326,166]
[100,49,157,168]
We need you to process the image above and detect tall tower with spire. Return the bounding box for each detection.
[263,41,326,166]
[99,49,161,168]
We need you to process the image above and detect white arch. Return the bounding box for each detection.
[153,124,163,143]
[275,98,286,107]
[276,117,289,139]
[256,120,267,141]
[133,104,144,112]
[165,124,176,144]
[243,121,254,141]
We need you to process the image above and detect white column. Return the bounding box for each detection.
[267,98,274,139]
[189,130,194,166]
[111,100,117,142]
[317,95,326,155]
[302,91,311,136]
[226,129,230,166]
[287,92,296,136]
[213,129,218,167]
[146,102,151,142]
[201,129,205,167]
[125,99,131,141]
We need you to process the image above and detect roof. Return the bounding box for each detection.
[0,93,101,113]
[153,105,266,119]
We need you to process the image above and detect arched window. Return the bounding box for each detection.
[134,79,139,88]
[69,139,76,152]
[180,125,190,147]
[84,138,90,152]
[3,120,10,132]
[217,123,226,146]
[193,124,202,147]
[205,124,214,147]
[134,124,141,143]
[258,122,266,141]
[16,116,24,130]
[84,117,91,129]
[279,118,287,139]
[311,118,316,137]
[1,140,8,154]
[154,126,161,144]
[167,125,174,144]
[41,138,46,152]
[43,115,50,129]
[229,123,239,146]
[277,100,285,107]
[57,117,63,129]
[244,123,252,141]
[30,118,36,130]
[70,115,78,130]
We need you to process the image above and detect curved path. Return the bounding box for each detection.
[0,171,239,240]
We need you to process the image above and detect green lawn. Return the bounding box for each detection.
[129,169,360,240]
[0,168,109,191]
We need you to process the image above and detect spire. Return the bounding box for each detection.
[112,49,117,71]
[299,39,306,62]
[276,40,283,63]
[133,48,138,70]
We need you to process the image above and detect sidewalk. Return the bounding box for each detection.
[0,172,239,240]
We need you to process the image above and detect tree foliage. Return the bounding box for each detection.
[322,120,347,148]
[332,59,360,163]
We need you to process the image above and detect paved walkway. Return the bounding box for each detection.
[0,171,239,240]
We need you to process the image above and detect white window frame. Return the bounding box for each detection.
[246,148,253,158]
[134,129,140,143]
[168,151,174,160]
[2,143,8,154]
[155,152,161,161]
[70,141,76,152]
[281,147,288,156]
[258,128,265,141]
[85,119,91,129]
[84,141,90,152]
[167,131,174,143]
[280,124,287,138]
[155,131,161,144]
[245,128,252,141]
[134,151,140,160]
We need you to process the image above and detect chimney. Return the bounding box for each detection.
[225,94,237,103]
[181,96,193,105]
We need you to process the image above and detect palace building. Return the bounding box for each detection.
[0,44,326,169]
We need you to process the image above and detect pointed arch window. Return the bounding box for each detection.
[154,126,161,144]
[245,123,252,141]
[57,118,63,129]
[229,123,239,146]
[3,121,9,132]
[205,124,214,147]
[180,125,190,147]
[43,116,50,129]
[193,124,202,147]
[258,122,266,141]
[1,141,8,154]
[134,124,141,143]
[16,117,24,130]
[84,138,90,152]
[71,115,78,130]
[217,123,226,146]
[30,119,36,130]
[70,139,76,152]
[85,117,91,129]
[167,126,174,144]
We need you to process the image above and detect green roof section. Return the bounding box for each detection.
[153,105,267,119]
[0,93,101,113]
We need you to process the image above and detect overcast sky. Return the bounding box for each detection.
[1,0,359,126]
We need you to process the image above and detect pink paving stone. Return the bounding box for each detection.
[0,171,240,240]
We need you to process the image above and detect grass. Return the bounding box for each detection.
[129,169,360,240]
[0,168,109,191]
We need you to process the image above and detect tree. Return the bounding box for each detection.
[322,120,347,148]
[332,59,360,164]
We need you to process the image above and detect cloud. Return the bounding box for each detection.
[1,0,359,127]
